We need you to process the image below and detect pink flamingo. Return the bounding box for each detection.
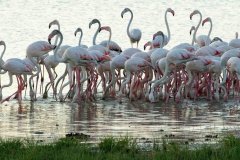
[0,41,34,104]
[26,39,56,101]
[149,49,198,102]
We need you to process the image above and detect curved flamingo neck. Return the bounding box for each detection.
[191,28,196,45]
[193,11,202,43]
[165,10,171,43]
[207,19,212,39]
[106,29,112,51]
[126,10,133,39]
[0,43,6,62]
[54,32,63,62]
[93,21,101,45]
[50,23,60,46]
[78,30,83,46]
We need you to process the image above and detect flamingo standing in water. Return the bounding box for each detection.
[148,49,198,102]
[42,19,72,99]
[152,8,175,48]
[0,41,35,104]
[226,57,240,99]
[26,40,56,101]
[121,8,142,48]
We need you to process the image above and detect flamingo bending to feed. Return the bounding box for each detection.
[102,47,141,99]
[149,49,198,102]
[120,56,153,101]
[121,8,142,48]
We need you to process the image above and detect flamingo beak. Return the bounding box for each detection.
[152,34,156,40]
[48,38,52,44]
[190,13,193,20]
[144,45,146,50]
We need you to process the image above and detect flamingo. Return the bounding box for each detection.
[120,56,153,101]
[48,30,100,103]
[26,39,56,101]
[89,19,122,52]
[42,20,71,99]
[121,8,142,48]
[190,10,211,47]
[226,57,240,99]
[149,49,198,102]
[152,8,175,48]
[102,47,141,99]
[0,41,34,104]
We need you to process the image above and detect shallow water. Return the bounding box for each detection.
[0,0,240,143]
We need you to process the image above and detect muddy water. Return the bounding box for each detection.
[0,95,240,144]
[0,0,240,143]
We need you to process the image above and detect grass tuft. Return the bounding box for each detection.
[0,135,240,160]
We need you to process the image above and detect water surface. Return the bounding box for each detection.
[0,0,240,143]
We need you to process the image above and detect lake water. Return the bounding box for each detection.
[0,0,240,143]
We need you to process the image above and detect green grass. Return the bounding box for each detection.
[0,135,240,160]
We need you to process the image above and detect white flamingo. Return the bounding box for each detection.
[121,8,142,48]
[190,10,211,47]
[152,8,175,48]
[26,39,56,101]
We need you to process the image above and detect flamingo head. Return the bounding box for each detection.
[167,8,175,16]
[190,26,196,35]
[99,26,111,33]
[211,37,223,43]
[144,41,151,50]
[202,17,211,26]
[153,31,164,40]
[48,29,62,44]
[121,8,131,18]
[48,19,59,29]
[89,19,100,29]
[190,10,200,20]
[74,28,82,37]
[0,41,5,46]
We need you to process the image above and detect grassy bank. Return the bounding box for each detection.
[0,135,240,160]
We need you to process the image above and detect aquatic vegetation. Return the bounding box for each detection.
[0,135,240,160]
